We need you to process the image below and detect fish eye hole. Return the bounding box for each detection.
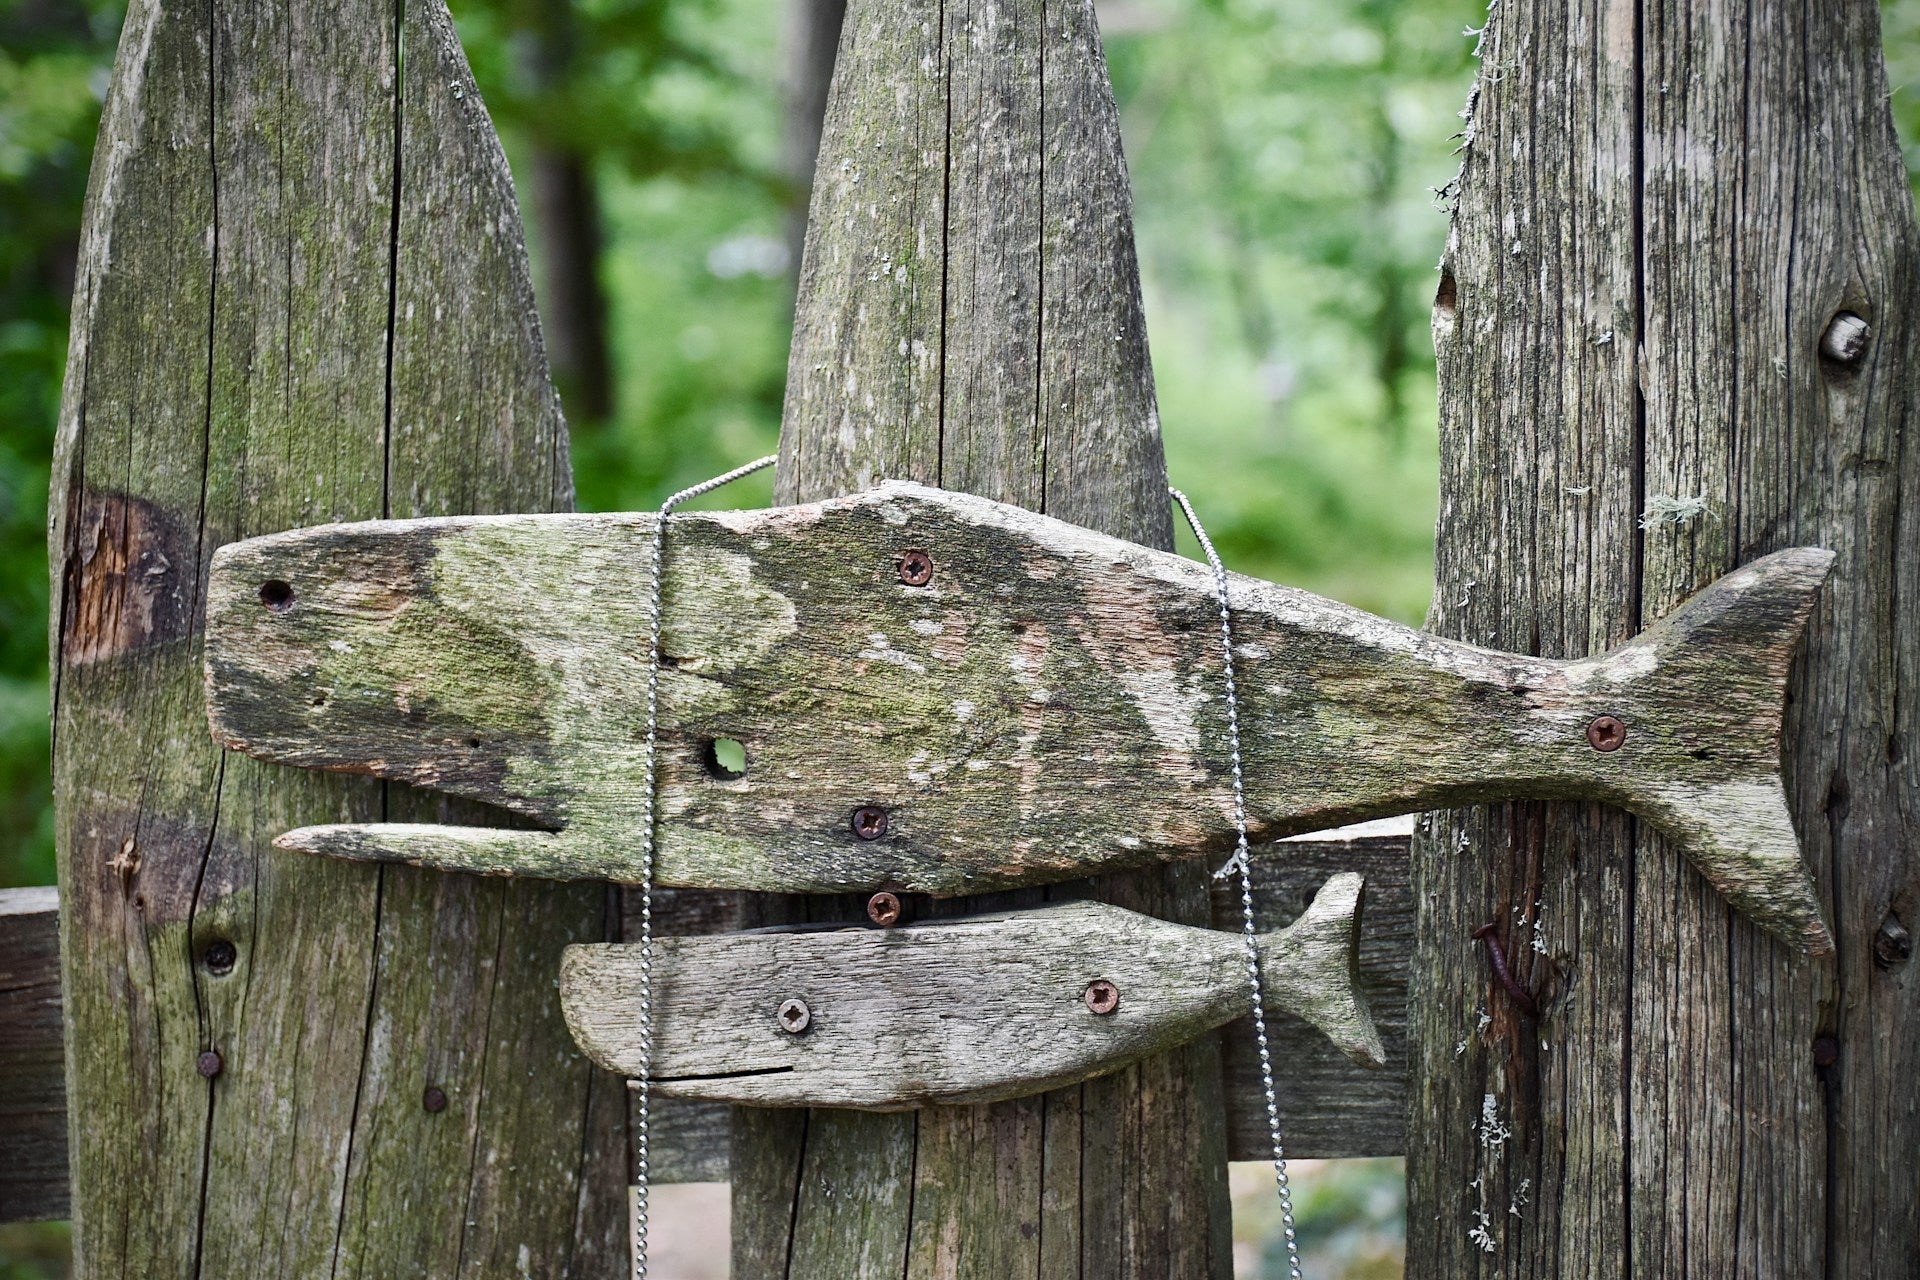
[703,737,747,780]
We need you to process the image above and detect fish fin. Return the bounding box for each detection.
[1256,872,1387,1068]
[1598,548,1834,956]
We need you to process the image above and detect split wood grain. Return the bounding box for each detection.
[205,483,1834,951]
[1410,1,1919,1274]
[749,0,1223,1271]
[0,888,65,1223]
[46,0,620,1272]
[562,874,1382,1109]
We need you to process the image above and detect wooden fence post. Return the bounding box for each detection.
[48,0,621,1272]
[731,0,1233,1273]
[1411,0,1918,1273]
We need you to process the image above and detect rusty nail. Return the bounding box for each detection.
[867,891,903,928]
[1471,924,1538,1020]
[196,1050,224,1080]
[1586,714,1627,752]
[201,938,238,976]
[897,549,934,587]
[423,1085,448,1113]
[1874,914,1912,969]
[1084,979,1120,1015]
[1813,1036,1840,1069]
[1821,311,1871,363]
[777,998,812,1035]
[851,805,889,841]
[258,579,295,612]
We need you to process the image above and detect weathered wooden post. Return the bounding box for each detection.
[48,0,620,1272]
[739,0,1231,1272]
[1412,0,1918,1272]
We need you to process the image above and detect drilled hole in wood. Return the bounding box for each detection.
[258,580,295,611]
[703,738,747,780]
[467,736,483,750]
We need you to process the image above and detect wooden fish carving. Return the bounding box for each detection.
[203,481,1834,954]
[561,874,1383,1109]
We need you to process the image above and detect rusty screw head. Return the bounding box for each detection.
[1084,979,1120,1015]
[897,549,934,587]
[196,1050,224,1080]
[201,938,238,976]
[867,891,903,928]
[1586,715,1627,752]
[777,998,812,1035]
[423,1085,448,1113]
[851,805,889,841]
[1813,1036,1841,1069]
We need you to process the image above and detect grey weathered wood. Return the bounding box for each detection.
[0,830,1412,1219]
[1411,0,1919,1274]
[204,483,1834,951]
[744,0,1225,1271]
[561,874,1382,1108]
[0,888,65,1223]
[46,0,619,1272]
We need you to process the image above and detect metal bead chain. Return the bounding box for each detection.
[631,454,778,1280]
[1170,486,1303,1280]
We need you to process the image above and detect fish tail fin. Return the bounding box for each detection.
[1256,872,1387,1068]
[1596,548,1835,956]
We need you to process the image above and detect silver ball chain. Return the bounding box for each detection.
[627,467,1298,1278]
[1170,485,1304,1280]
[630,454,778,1280]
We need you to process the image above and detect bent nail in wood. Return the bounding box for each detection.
[203,481,1835,954]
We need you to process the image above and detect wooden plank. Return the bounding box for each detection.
[203,484,1833,952]
[0,888,65,1222]
[561,874,1383,1108]
[1410,0,1920,1273]
[0,831,1413,1218]
[46,0,619,1272]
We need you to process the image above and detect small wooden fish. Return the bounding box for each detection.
[561,873,1382,1109]
[203,481,1834,953]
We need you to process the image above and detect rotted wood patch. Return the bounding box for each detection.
[205,482,1833,951]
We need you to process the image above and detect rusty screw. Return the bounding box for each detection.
[777,998,813,1035]
[201,938,238,976]
[1586,714,1627,752]
[1084,979,1120,1015]
[867,891,903,928]
[423,1085,448,1113]
[196,1050,224,1080]
[897,549,934,587]
[1813,1036,1841,1069]
[851,805,889,841]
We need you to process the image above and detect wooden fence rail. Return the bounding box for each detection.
[0,828,1408,1224]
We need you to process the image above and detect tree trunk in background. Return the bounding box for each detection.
[733,0,1233,1274]
[49,0,621,1272]
[781,0,846,274]
[522,0,613,422]
[1411,1,1918,1275]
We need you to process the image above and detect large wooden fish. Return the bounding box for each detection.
[561,873,1382,1109]
[204,481,1834,953]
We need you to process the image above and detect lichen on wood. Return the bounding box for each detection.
[206,482,1834,951]
[560,873,1383,1109]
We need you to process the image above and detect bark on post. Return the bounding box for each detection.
[735,0,1232,1273]
[49,1,621,1273]
[1411,1,1918,1274]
